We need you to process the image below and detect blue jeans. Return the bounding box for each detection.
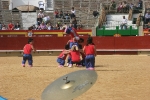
[22,54,33,65]
[81,58,85,66]
[57,58,65,66]
[120,24,127,30]
[85,55,95,68]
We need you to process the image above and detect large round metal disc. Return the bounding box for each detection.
[41,70,98,100]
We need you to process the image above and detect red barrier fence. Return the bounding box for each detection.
[0,36,150,50]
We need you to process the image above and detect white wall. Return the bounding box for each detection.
[9,0,46,10]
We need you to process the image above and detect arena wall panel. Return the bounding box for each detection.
[0,36,150,51]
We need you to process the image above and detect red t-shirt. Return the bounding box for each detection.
[8,23,14,30]
[23,44,33,54]
[58,50,67,60]
[84,44,95,55]
[70,50,80,62]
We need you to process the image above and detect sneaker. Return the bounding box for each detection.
[87,67,95,70]
[68,64,72,68]
[22,64,25,67]
[88,67,95,70]
[29,65,33,67]
[66,63,69,66]
[58,65,63,68]
[76,65,82,67]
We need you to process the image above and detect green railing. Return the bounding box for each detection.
[96,26,138,36]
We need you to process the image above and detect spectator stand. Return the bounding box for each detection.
[96,0,148,36]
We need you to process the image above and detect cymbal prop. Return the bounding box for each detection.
[41,70,98,100]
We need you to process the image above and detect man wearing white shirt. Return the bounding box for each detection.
[38,1,45,10]
[145,11,150,24]
[120,16,128,29]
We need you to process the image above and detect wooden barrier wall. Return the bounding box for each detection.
[0,30,92,37]
[0,36,150,51]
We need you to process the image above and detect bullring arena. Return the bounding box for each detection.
[1,0,150,99]
[1,54,150,100]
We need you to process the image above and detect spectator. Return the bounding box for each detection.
[46,22,53,30]
[59,10,64,19]
[72,17,77,29]
[8,22,14,30]
[53,23,60,30]
[65,11,70,20]
[144,22,150,30]
[39,21,47,30]
[129,3,134,9]
[0,22,2,30]
[137,0,143,9]
[14,22,20,30]
[70,7,76,19]
[93,11,99,18]
[54,9,59,18]
[28,27,33,37]
[37,10,44,24]
[32,24,37,30]
[109,0,116,10]
[122,1,129,13]
[120,16,128,30]
[117,2,123,12]
[2,25,7,30]
[43,15,50,24]
[38,1,44,10]
[145,11,150,24]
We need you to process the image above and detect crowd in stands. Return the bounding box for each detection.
[28,6,82,31]
[0,22,21,30]
[109,0,143,13]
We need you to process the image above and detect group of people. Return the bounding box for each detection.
[56,25,97,70]
[54,7,76,20]
[31,6,79,31]
[0,22,21,30]
[109,0,143,13]
[21,24,97,70]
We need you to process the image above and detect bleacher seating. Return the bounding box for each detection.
[103,14,138,30]
[0,0,23,29]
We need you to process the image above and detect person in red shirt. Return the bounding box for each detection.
[22,38,36,67]
[8,22,14,30]
[57,44,70,67]
[66,38,84,66]
[68,45,81,68]
[83,36,97,70]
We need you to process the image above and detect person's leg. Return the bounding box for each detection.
[57,58,65,67]
[68,58,73,68]
[85,55,90,69]
[22,54,27,67]
[76,60,82,67]
[67,56,71,66]
[124,24,127,30]
[89,55,95,70]
[120,24,123,29]
[28,54,33,67]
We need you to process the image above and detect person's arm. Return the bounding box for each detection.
[83,46,85,53]
[94,45,97,57]
[66,40,70,45]
[63,50,70,54]
[31,45,36,52]
[145,13,148,19]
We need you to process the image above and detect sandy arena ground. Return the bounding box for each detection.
[0,55,150,100]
